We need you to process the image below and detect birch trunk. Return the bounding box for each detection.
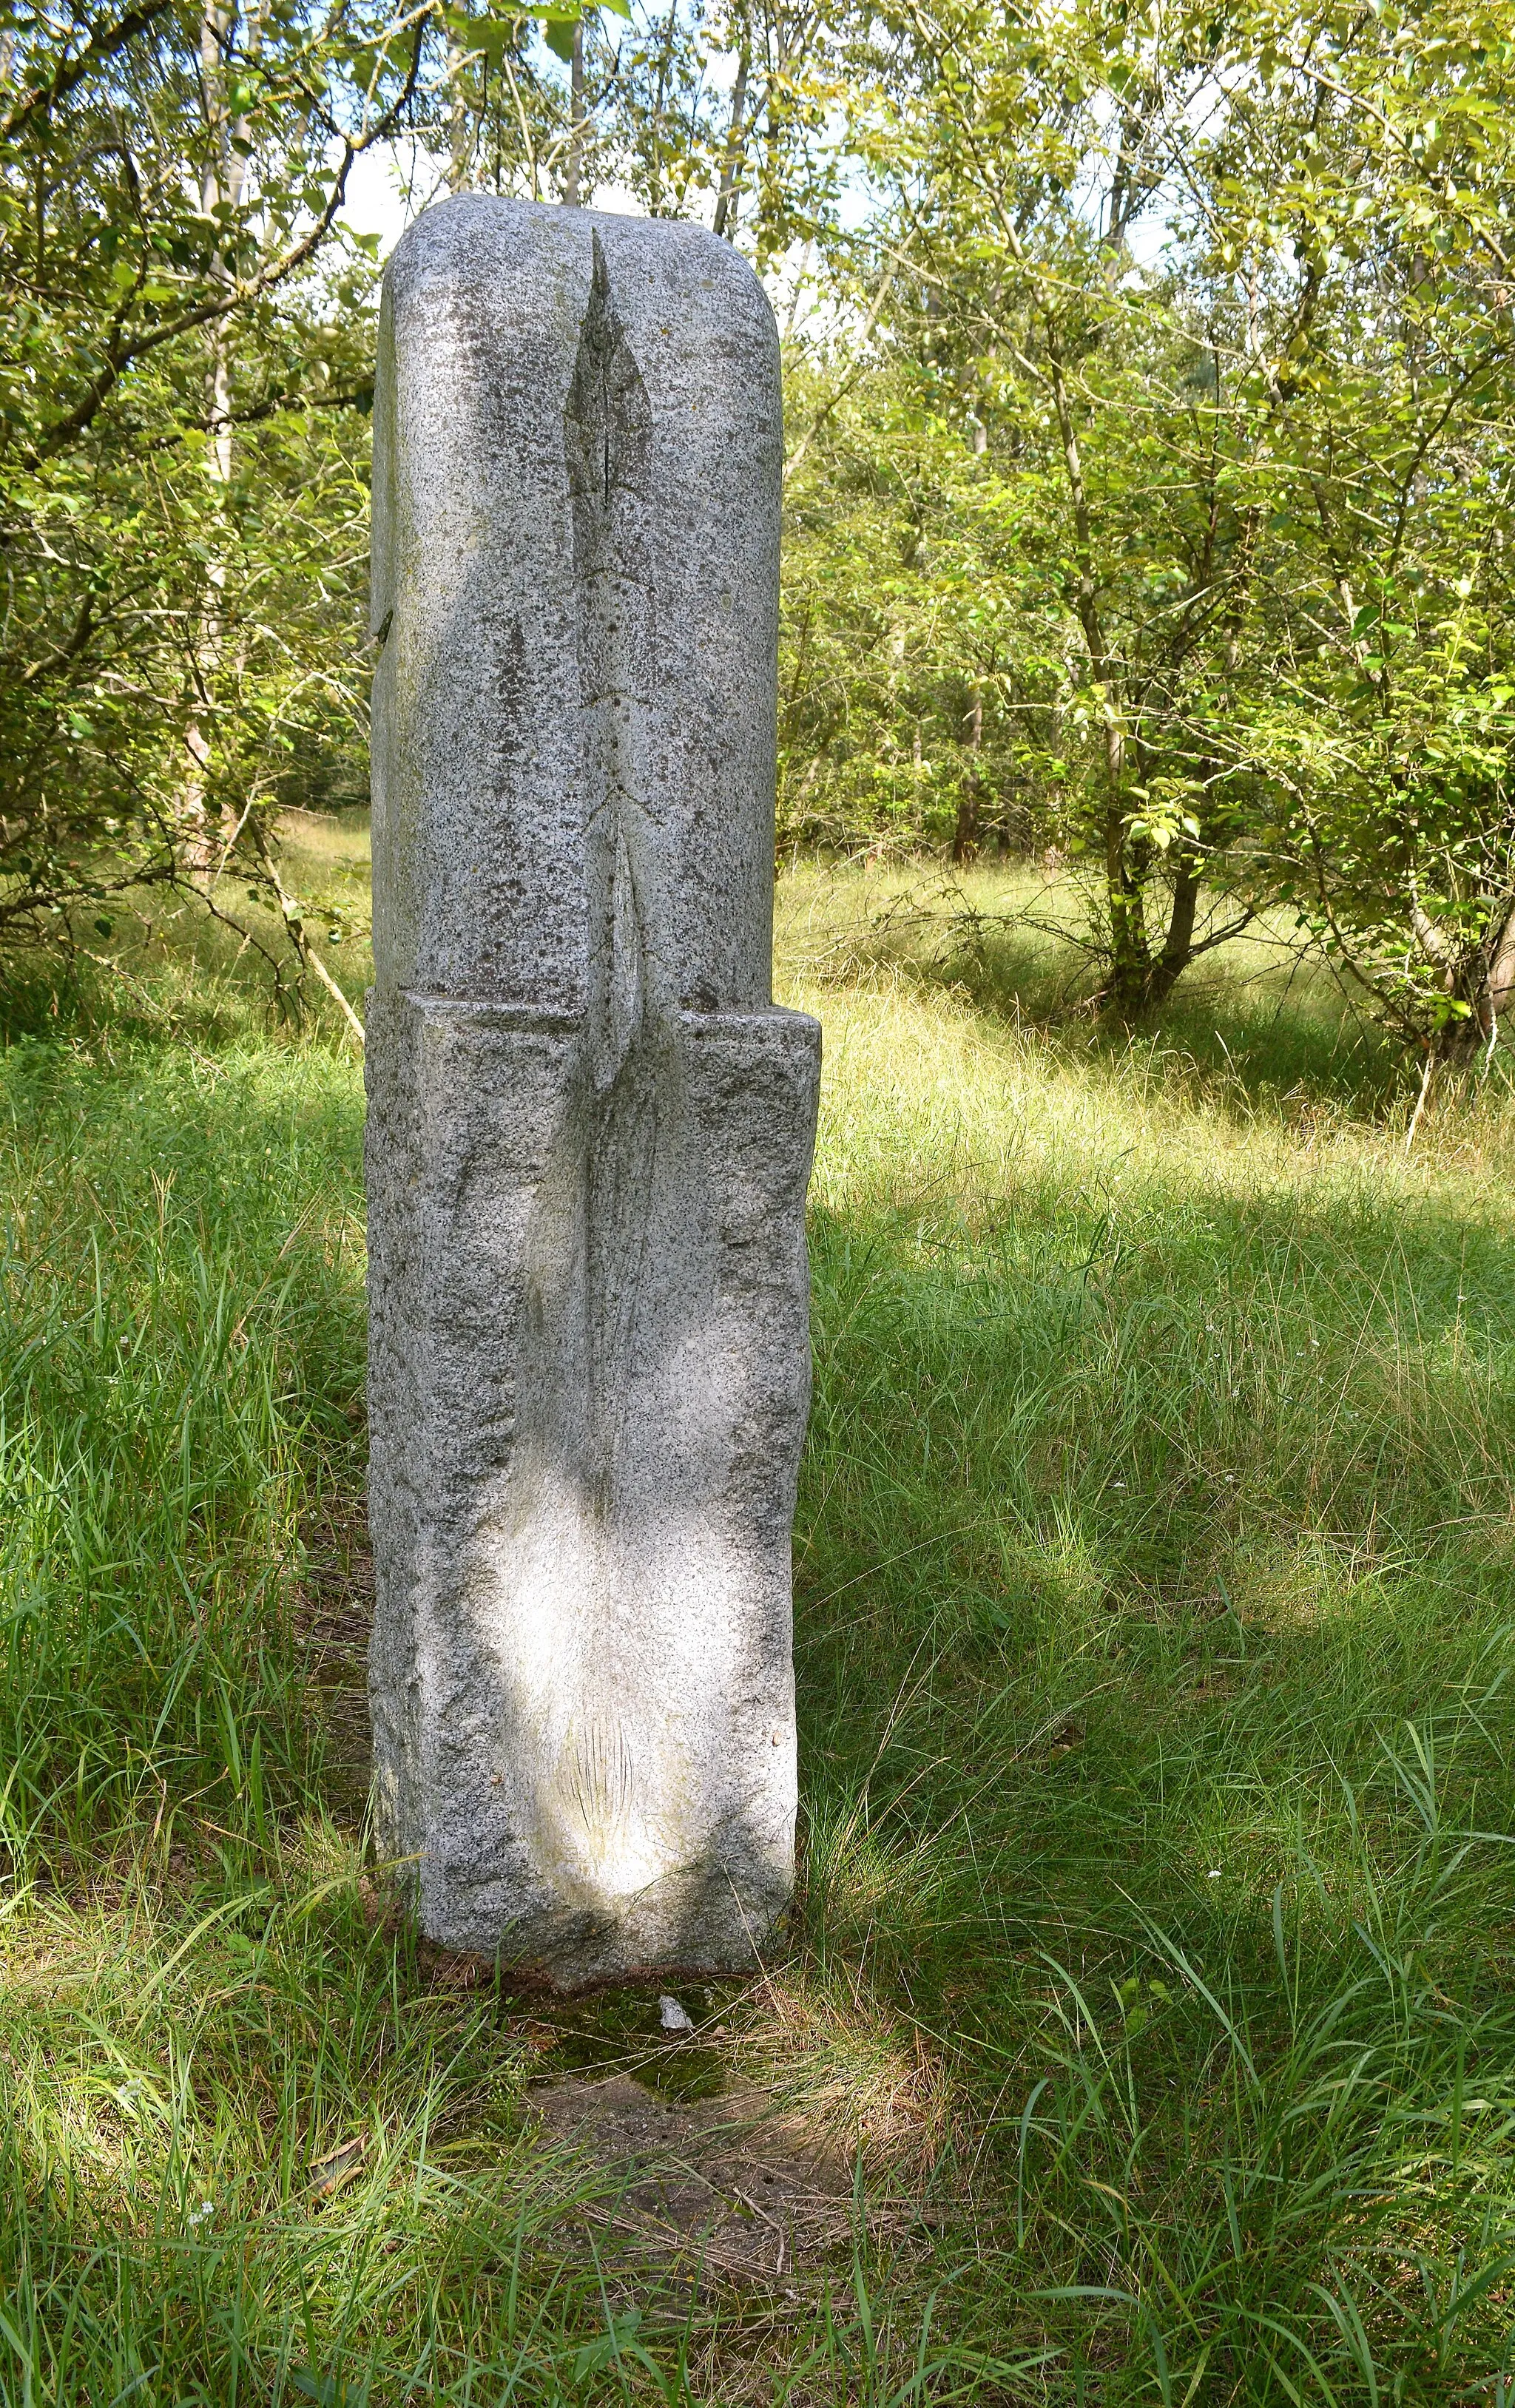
[181,0,252,879]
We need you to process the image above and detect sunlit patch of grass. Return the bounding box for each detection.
[737,1972,954,2197]
[799,1799,963,1993]
[1221,1535,1384,1633]
[0,1830,675,2399]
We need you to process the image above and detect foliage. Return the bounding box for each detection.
[0,0,431,965]
[9,0,1515,1050]
[350,0,1515,1051]
[779,356,1066,859]
[771,0,1515,1029]
[423,0,844,254]
[0,0,862,1001]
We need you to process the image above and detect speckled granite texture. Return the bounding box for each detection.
[365,195,820,1986]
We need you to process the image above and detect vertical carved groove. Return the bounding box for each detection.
[563,235,678,1514]
[564,232,658,1088]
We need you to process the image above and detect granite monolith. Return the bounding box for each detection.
[364,194,820,1987]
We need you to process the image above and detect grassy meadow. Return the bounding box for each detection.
[2,823,1515,2402]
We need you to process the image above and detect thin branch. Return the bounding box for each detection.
[0,0,178,144]
[783,257,899,486]
[27,17,425,463]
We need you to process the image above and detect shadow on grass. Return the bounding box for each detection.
[794,1097,1515,1995]
[792,1174,1515,2393]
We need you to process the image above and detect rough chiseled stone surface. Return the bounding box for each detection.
[365,194,820,1987]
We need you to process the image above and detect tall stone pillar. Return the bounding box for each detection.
[364,195,820,1988]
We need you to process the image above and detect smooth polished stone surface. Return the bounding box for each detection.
[365,196,820,1986]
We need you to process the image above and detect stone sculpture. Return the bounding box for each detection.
[364,195,820,1988]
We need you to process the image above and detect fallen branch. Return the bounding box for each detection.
[249,821,365,1054]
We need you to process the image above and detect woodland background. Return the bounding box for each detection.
[5,0,1515,1050]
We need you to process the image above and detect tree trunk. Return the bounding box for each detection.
[1140,850,1202,1012]
[645,0,679,212]
[952,692,982,863]
[1100,732,1152,1015]
[712,37,750,238]
[562,19,586,205]
[1410,888,1515,1067]
[1042,308,1153,1015]
[180,0,251,881]
[448,19,471,191]
[1486,908,1515,1031]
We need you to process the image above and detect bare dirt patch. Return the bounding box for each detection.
[532,2067,870,2291]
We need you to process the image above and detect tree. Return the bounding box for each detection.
[427,0,843,256]
[779,351,1064,857]
[802,0,1515,1024]
[0,0,854,992]
[0,0,431,973]
[1212,0,1515,1077]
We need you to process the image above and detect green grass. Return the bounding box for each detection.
[3,837,1515,2401]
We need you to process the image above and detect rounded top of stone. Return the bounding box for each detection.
[369,187,782,1016]
[384,192,776,339]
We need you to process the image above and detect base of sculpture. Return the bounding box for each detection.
[366,987,819,1987]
